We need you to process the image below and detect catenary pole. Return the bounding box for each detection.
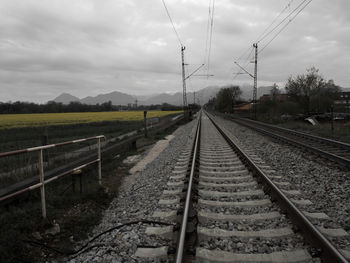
[181,46,188,111]
[253,43,258,119]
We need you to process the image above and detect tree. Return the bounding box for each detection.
[285,67,340,113]
[102,101,113,111]
[270,84,281,102]
[230,85,242,107]
[215,85,242,113]
[310,79,340,113]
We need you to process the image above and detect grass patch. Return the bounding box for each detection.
[0,111,182,129]
[0,120,142,152]
[277,120,350,144]
[0,117,186,263]
[0,142,133,263]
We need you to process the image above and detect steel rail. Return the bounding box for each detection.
[206,111,348,263]
[233,118,350,167]
[175,111,201,263]
[237,117,350,150]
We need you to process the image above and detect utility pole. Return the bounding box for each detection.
[181,46,188,110]
[331,105,334,136]
[253,43,258,120]
[193,91,195,105]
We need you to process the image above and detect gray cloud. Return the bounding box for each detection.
[0,0,349,103]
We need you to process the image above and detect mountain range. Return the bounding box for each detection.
[52,87,222,106]
[51,85,310,106]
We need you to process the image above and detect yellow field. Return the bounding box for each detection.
[0,111,183,129]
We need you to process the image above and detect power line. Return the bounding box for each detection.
[203,0,212,65]
[236,46,252,62]
[257,0,310,44]
[259,0,313,54]
[161,0,183,47]
[206,0,215,77]
[255,0,295,42]
[229,0,313,97]
[243,46,254,64]
[233,0,313,80]
[234,0,294,65]
[232,47,254,81]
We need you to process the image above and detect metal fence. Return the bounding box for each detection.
[0,135,105,218]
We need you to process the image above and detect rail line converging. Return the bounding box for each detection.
[136,111,349,262]
[230,117,350,167]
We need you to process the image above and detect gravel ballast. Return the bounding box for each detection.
[63,119,197,263]
[215,115,350,246]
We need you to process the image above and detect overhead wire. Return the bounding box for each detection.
[232,47,254,81]
[233,0,294,66]
[235,0,305,62]
[257,0,310,44]
[255,0,295,43]
[232,0,313,82]
[203,0,212,66]
[229,45,253,84]
[161,0,183,47]
[206,0,215,77]
[221,45,253,85]
[236,46,253,62]
[259,0,314,54]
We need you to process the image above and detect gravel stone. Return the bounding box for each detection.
[64,119,197,263]
[215,115,350,251]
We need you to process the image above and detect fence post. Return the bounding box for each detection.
[97,138,102,185]
[144,110,148,138]
[41,134,49,163]
[39,149,47,218]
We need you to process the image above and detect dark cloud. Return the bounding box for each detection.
[0,0,349,103]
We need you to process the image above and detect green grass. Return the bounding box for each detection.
[277,120,350,144]
[221,111,350,144]
[0,120,143,191]
[0,142,132,263]
[0,117,186,263]
[0,111,183,129]
[0,120,143,152]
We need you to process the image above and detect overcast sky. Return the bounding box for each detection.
[0,0,349,103]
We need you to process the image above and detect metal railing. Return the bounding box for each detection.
[0,135,105,218]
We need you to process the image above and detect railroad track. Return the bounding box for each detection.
[229,117,350,167]
[135,111,350,262]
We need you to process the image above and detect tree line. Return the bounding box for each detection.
[260,67,341,117]
[208,67,343,116]
[205,85,244,113]
[0,101,183,114]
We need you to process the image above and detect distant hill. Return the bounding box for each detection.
[139,86,222,106]
[141,92,183,105]
[51,85,285,106]
[232,85,277,101]
[80,91,135,105]
[52,93,79,104]
[53,91,135,105]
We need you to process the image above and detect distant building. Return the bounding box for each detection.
[334,92,350,112]
[259,94,289,102]
[234,102,251,112]
[259,94,271,101]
